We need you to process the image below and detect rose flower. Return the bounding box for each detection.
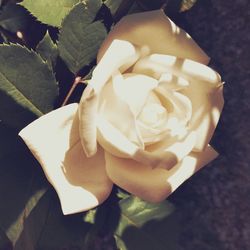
[19,10,224,215]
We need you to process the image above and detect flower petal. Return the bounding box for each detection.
[97,114,196,170]
[105,145,218,203]
[79,40,140,157]
[98,10,209,64]
[90,39,140,93]
[133,54,224,151]
[134,131,197,169]
[132,54,221,84]
[98,75,143,148]
[155,85,192,127]
[159,72,189,90]
[97,115,139,158]
[78,85,99,157]
[19,104,113,215]
[183,84,224,151]
[113,73,158,116]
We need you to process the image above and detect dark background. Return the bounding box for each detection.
[169,1,250,249]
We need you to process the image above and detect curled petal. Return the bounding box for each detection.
[155,86,192,126]
[134,131,197,169]
[97,115,139,158]
[19,104,113,215]
[79,85,99,157]
[105,145,218,203]
[90,39,140,93]
[79,40,140,157]
[98,10,209,64]
[99,75,143,148]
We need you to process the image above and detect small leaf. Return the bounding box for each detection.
[0,44,58,129]
[0,3,30,33]
[180,0,198,12]
[58,2,107,74]
[115,196,180,250]
[20,0,80,27]
[36,31,58,71]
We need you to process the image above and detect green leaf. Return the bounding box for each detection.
[15,189,92,249]
[180,0,198,12]
[58,2,107,74]
[115,196,180,250]
[0,148,49,246]
[20,0,80,27]
[0,3,30,33]
[0,44,58,129]
[36,31,58,71]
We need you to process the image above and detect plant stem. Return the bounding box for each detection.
[61,76,84,107]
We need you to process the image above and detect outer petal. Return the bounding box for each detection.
[79,40,140,157]
[105,145,218,203]
[133,54,224,151]
[97,10,209,64]
[19,104,113,215]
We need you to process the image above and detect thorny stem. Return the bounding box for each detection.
[61,76,85,107]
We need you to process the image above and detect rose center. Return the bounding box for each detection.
[138,103,168,127]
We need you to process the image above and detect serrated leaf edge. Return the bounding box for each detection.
[0,43,58,115]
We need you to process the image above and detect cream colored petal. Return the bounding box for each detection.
[79,85,99,157]
[98,75,143,148]
[97,114,196,170]
[183,84,224,151]
[159,72,189,90]
[134,131,197,169]
[90,39,140,93]
[133,54,224,151]
[132,54,221,84]
[97,10,209,64]
[79,40,140,157]
[96,115,139,158]
[105,145,218,203]
[137,120,169,145]
[155,85,192,126]
[113,73,158,116]
[19,104,113,215]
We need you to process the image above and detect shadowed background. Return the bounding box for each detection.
[169,1,250,249]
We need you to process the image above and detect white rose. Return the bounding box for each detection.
[19,10,224,215]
